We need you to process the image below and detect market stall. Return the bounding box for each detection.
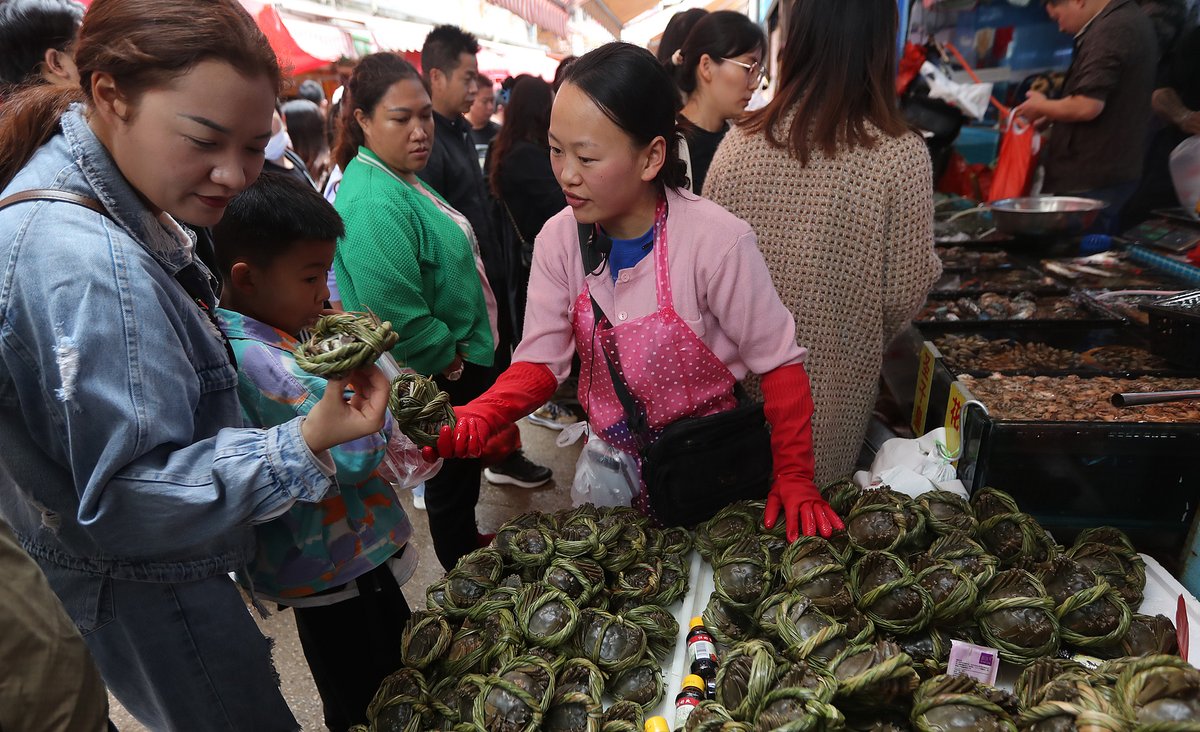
[881,196,1200,571]
[345,490,1200,731]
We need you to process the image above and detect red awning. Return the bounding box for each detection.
[486,0,569,38]
[239,1,350,75]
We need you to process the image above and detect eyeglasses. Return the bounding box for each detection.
[722,58,768,89]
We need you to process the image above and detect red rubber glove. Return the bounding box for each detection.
[759,363,844,541]
[421,361,558,460]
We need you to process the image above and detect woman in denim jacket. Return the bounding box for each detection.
[0,1,390,729]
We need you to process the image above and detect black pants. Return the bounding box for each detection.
[292,560,412,732]
[426,362,493,571]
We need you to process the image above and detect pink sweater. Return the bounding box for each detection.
[514,187,806,382]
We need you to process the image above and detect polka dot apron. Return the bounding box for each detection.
[571,198,739,521]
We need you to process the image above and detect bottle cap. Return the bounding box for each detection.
[689,616,705,630]
[682,674,706,690]
[645,716,670,732]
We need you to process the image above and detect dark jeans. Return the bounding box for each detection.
[292,560,412,732]
[426,362,492,571]
[1071,180,1140,235]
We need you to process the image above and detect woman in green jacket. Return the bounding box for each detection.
[333,53,497,571]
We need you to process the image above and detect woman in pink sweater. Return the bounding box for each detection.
[427,42,841,540]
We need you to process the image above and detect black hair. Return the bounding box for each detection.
[420,24,480,81]
[654,8,708,66]
[0,0,84,90]
[668,11,766,96]
[562,42,689,191]
[281,98,327,174]
[489,75,552,198]
[212,171,344,278]
[551,55,576,93]
[333,52,424,169]
[296,78,325,104]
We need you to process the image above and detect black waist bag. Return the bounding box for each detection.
[577,221,773,528]
[641,399,773,527]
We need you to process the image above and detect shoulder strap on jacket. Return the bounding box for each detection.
[0,188,110,218]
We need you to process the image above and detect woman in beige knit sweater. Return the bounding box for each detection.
[705,0,941,485]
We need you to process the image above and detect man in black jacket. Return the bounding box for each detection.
[419,25,551,491]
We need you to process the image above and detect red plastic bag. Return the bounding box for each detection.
[897,42,926,96]
[937,151,993,201]
[988,111,1040,202]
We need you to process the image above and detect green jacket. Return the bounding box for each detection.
[333,147,493,375]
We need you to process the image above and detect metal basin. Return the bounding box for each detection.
[989,196,1108,237]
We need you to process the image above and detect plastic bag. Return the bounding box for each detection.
[379,428,442,490]
[374,352,442,490]
[558,422,641,508]
[1169,135,1200,219]
[988,110,1041,202]
[920,61,993,121]
[852,428,967,499]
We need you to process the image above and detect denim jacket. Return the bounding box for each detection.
[0,105,337,582]
[217,309,414,600]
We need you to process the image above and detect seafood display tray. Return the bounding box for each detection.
[955,407,1200,556]
[913,299,1123,334]
[930,327,1192,378]
[929,266,1068,298]
[667,551,1199,711]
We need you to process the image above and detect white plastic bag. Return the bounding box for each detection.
[852,427,966,498]
[1169,135,1200,219]
[558,422,641,508]
[920,61,993,121]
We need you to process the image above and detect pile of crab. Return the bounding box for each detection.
[351,504,693,732]
[680,485,1193,731]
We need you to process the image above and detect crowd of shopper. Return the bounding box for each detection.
[5,0,1189,728]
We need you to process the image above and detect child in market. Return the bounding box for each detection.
[212,171,428,732]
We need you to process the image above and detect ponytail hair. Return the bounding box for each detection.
[0,0,281,189]
[333,52,423,170]
[562,42,690,192]
[668,11,766,97]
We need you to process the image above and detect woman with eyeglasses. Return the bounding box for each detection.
[664,10,767,194]
[705,0,941,487]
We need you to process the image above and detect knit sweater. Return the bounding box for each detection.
[705,120,941,484]
[333,147,494,375]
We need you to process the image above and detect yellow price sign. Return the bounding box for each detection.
[943,380,970,462]
[911,342,938,435]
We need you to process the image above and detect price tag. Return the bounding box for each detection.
[911,342,938,435]
[943,381,969,461]
[947,639,1000,685]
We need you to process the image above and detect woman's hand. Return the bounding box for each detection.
[763,478,843,541]
[420,413,491,461]
[301,366,391,454]
[443,353,465,381]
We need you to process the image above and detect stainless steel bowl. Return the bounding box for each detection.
[989,196,1108,237]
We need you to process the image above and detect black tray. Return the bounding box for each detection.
[929,265,1068,298]
[929,326,1189,378]
[957,404,1200,553]
[1142,290,1200,368]
[914,294,1122,333]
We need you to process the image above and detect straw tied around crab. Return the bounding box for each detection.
[294,311,455,448]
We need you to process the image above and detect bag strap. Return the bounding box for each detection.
[0,188,110,217]
[500,197,528,247]
[576,224,650,448]
[0,188,237,367]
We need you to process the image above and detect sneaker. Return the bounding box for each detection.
[526,401,578,430]
[412,492,426,511]
[484,450,552,488]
